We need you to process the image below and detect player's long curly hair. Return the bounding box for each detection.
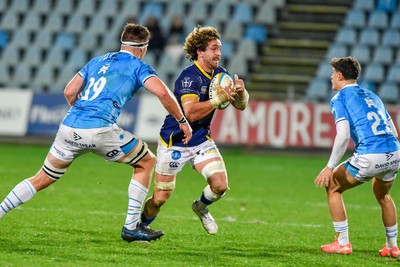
[330,57,361,80]
[183,25,221,61]
[121,23,150,43]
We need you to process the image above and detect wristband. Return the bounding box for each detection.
[177,117,187,124]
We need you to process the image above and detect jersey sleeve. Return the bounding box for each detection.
[330,94,348,124]
[136,63,157,87]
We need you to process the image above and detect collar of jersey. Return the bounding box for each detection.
[194,61,214,80]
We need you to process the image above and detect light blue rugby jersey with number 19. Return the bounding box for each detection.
[62,50,156,128]
[330,85,400,154]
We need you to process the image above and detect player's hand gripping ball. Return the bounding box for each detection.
[209,72,234,110]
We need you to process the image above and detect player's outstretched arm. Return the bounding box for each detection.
[144,76,192,144]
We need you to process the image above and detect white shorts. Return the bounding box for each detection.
[155,139,222,176]
[50,123,147,163]
[345,150,400,182]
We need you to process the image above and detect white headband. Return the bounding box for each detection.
[121,41,149,48]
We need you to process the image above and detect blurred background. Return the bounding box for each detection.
[0,0,399,150]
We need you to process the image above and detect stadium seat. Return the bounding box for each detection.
[335,27,357,45]
[316,61,332,79]
[304,78,329,102]
[232,2,253,24]
[53,0,73,15]
[368,10,389,30]
[254,2,277,25]
[391,12,400,29]
[344,9,366,28]
[378,82,399,104]
[139,2,163,24]
[45,46,64,68]
[376,0,398,12]
[236,39,257,60]
[21,12,41,32]
[0,11,18,31]
[187,1,207,23]
[45,13,63,33]
[32,0,51,14]
[382,28,400,47]
[0,0,5,12]
[65,14,86,34]
[101,33,120,52]
[0,64,10,86]
[363,63,385,83]
[372,45,394,65]
[0,45,20,66]
[354,0,374,11]
[120,1,140,20]
[0,30,9,48]
[33,30,52,49]
[221,39,234,59]
[244,24,267,43]
[209,2,232,23]
[23,46,41,66]
[224,21,243,41]
[32,64,54,91]
[268,0,286,8]
[359,27,380,47]
[228,56,248,77]
[11,64,31,88]
[98,0,118,17]
[350,45,370,64]
[10,29,31,48]
[54,33,75,50]
[396,49,400,63]
[78,33,96,51]
[88,15,109,35]
[76,0,96,16]
[9,0,29,13]
[387,64,400,83]
[325,44,347,59]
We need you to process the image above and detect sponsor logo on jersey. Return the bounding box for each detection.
[171,150,181,160]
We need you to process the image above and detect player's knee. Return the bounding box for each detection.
[42,157,67,181]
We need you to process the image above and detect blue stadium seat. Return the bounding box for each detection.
[376,0,398,12]
[391,12,400,29]
[65,14,85,34]
[0,64,10,86]
[224,21,243,41]
[368,10,389,29]
[350,45,370,64]
[78,33,96,51]
[32,0,51,14]
[221,39,234,59]
[187,1,207,23]
[359,27,380,47]
[378,82,399,104]
[344,9,366,28]
[372,45,394,65]
[23,46,41,66]
[254,2,277,25]
[382,28,400,47]
[304,78,329,102]
[53,0,73,15]
[33,30,52,49]
[0,11,18,31]
[88,15,108,35]
[76,0,96,16]
[326,44,347,59]
[244,24,267,43]
[316,61,332,79]
[98,0,118,17]
[21,12,41,32]
[228,56,248,77]
[209,1,231,23]
[354,0,375,11]
[0,30,9,48]
[45,13,63,33]
[139,2,163,24]
[12,64,31,88]
[237,39,257,60]
[387,64,400,83]
[363,63,385,83]
[232,2,253,24]
[9,0,28,12]
[10,29,31,48]
[54,33,75,50]
[1,45,20,66]
[335,27,357,45]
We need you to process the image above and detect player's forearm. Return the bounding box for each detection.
[183,101,214,122]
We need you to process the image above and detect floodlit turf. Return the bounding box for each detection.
[1,143,400,266]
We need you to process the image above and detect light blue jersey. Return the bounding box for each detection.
[62,51,156,128]
[331,85,400,154]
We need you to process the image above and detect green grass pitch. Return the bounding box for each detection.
[0,143,399,266]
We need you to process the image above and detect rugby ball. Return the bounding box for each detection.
[209,72,233,110]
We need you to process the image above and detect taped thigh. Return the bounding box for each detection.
[121,139,149,165]
[201,160,226,179]
[42,157,68,181]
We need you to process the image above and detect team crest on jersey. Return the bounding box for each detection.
[181,77,193,88]
[98,64,110,74]
[171,150,181,160]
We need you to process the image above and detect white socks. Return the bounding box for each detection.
[333,220,349,245]
[0,179,37,218]
[124,179,148,230]
[385,224,398,248]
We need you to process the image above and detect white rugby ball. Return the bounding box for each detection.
[209,72,233,110]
